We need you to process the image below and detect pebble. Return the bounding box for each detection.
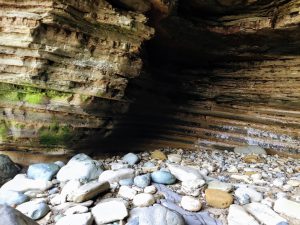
[227,165,238,173]
[122,153,139,165]
[287,179,300,187]
[128,204,185,225]
[207,180,233,192]
[118,186,137,200]
[133,193,155,207]
[0,190,29,206]
[68,181,110,203]
[56,154,103,182]
[205,189,233,208]
[227,204,259,225]
[0,154,19,186]
[243,155,264,164]
[0,204,38,225]
[151,171,176,185]
[99,168,135,184]
[64,205,89,215]
[167,163,203,182]
[0,174,53,192]
[273,178,284,188]
[27,163,60,181]
[274,198,300,220]
[244,202,288,225]
[181,178,205,196]
[234,145,266,155]
[134,174,151,188]
[181,196,202,211]
[92,200,128,224]
[167,154,182,163]
[119,178,134,186]
[56,213,94,225]
[110,162,128,170]
[16,200,50,220]
[235,187,263,204]
[144,185,157,194]
[151,150,167,160]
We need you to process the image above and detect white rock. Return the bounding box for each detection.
[64,205,89,216]
[228,204,259,225]
[261,198,274,208]
[16,199,50,220]
[110,163,128,170]
[234,145,266,155]
[181,179,205,196]
[167,154,182,163]
[91,200,128,224]
[181,196,202,212]
[274,198,300,220]
[244,202,288,225]
[227,165,238,173]
[98,168,134,184]
[144,185,157,194]
[133,193,155,207]
[68,181,110,203]
[273,178,284,188]
[0,174,53,192]
[118,186,137,200]
[235,187,263,203]
[60,180,81,203]
[56,213,93,225]
[207,181,233,192]
[167,164,202,182]
[282,184,293,192]
[251,173,262,180]
[56,154,103,182]
[287,179,300,187]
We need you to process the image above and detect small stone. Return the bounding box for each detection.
[274,198,300,220]
[181,196,202,212]
[0,190,29,206]
[227,204,259,225]
[0,174,53,192]
[282,184,293,192]
[273,178,284,188]
[167,163,202,182]
[16,200,50,220]
[0,204,39,225]
[110,163,128,170]
[235,187,263,204]
[56,213,94,225]
[119,178,134,186]
[133,193,155,207]
[227,165,238,173]
[27,163,60,181]
[207,180,233,192]
[0,154,19,186]
[151,171,176,185]
[181,178,205,196]
[57,154,103,182]
[144,185,157,194]
[64,205,89,215]
[261,198,274,208]
[244,202,288,225]
[205,189,233,208]
[59,180,81,204]
[243,155,264,164]
[167,154,181,163]
[92,200,128,224]
[68,181,110,203]
[287,179,300,187]
[151,150,167,160]
[118,186,137,200]
[134,174,151,188]
[276,192,287,199]
[99,168,135,184]
[234,145,266,155]
[251,173,262,180]
[122,153,139,165]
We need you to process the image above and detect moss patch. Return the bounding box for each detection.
[39,123,73,146]
[0,122,8,141]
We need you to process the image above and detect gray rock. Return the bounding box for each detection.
[57,153,103,182]
[127,204,185,225]
[167,164,203,182]
[234,145,266,155]
[0,204,39,225]
[207,181,232,192]
[119,178,134,186]
[0,154,19,186]
[27,163,60,181]
[56,213,94,225]
[16,200,50,220]
[134,174,151,188]
[235,187,263,204]
[181,179,205,196]
[151,171,176,185]
[123,153,139,165]
[0,190,29,206]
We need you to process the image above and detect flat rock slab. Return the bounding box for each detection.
[228,204,259,225]
[167,163,203,182]
[274,198,300,220]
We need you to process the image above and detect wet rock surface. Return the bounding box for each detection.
[0,149,299,225]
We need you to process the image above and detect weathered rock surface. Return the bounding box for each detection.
[0,204,39,225]
[0,154,19,185]
[228,204,259,225]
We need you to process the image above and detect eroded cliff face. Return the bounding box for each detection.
[0,0,153,163]
[0,0,299,162]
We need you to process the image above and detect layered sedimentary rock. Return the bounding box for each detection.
[0,0,153,163]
